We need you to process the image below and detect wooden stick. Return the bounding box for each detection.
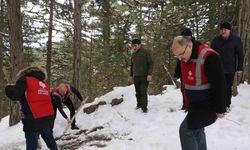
[59,96,88,138]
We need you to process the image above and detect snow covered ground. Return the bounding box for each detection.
[0,84,250,150]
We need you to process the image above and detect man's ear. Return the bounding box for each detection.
[188,42,192,49]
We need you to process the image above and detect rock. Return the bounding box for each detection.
[83,104,99,114]
[98,101,107,105]
[110,98,123,106]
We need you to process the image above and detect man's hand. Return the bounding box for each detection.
[236,71,243,76]
[129,76,133,83]
[216,113,226,118]
[236,70,243,74]
[147,75,152,82]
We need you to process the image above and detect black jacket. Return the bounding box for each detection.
[180,41,227,129]
[211,34,244,74]
[5,67,54,132]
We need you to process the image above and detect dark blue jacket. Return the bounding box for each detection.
[211,34,244,74]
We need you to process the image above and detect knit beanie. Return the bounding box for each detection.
[181,28,193,36]
[132,39,141,44]
[220,22,231,30]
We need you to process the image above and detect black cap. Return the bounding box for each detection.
[220,22,231,30]
[131,39,141,44]
[181,28,193,36]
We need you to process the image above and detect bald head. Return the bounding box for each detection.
[58,83,67,96]
[171,36,192,51]
[171,36,193,62]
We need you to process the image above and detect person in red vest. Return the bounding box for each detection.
[5,66,58,150]
[171,36,227,150]
[51,83,83,130]
[174,28,195,110]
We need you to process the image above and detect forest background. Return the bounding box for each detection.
[0,0,250,126]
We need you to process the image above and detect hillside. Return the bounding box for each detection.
[0,84,250,150]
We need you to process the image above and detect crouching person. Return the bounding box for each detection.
[5,66,58,150]
[51,83,83,130]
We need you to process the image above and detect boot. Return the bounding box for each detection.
[71,124,79,130]
[142,107,148,113]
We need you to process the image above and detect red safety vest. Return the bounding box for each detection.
[181,45,218,105]
[25,77,54,118]
[53,84,72,103]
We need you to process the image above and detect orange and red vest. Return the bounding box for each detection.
[53,84,72,103]
[25,77,54,118]
[181,45,219,106]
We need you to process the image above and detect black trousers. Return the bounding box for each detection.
[225,73,234,107]
[133,76,149,110]
[25,128,58,150]
[51,99,76,132]
[63,99,76,126]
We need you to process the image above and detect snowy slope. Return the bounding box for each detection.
[0,84,250,150]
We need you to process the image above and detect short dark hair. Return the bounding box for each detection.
[132,39,141,44]
[181,28,193,37]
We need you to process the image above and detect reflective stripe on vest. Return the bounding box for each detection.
[185,48,211,90]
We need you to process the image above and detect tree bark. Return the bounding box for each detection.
[73,0,82,107]
[237,0,250,83]
[6,0,24,126]
[100,0,112,93]
[46,0,55,83]
[0,0,5,120]
[0,0,4,90]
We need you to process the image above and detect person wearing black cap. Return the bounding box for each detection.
[130,39,153,113]
[211,22,244,111]
[181,28,193,37]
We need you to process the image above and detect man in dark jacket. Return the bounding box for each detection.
[171,36,227,150]
[130,39,153,113]
[5,66,58,150]
[51,83,83,130]
[211,22,244,110]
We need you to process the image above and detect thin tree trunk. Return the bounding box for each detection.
[235,0,250,84]
[88,33,93,100]
[0,0,4,120]
[138,5,143,39]
[46,0,54,83]
[73,0,82,107]
[0,0,4,89]
[6,0,24,126]
[100,0,111,93]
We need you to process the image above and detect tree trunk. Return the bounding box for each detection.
[0,0,4,90]
[138,5,143,39]
[0,0,5,120]
[232,0,250,95]
[72,0,82,107]
[100,0,112,93]
[6,0,24,126]
[46,0,54,83]
[88,33,93,100]
[237,0,250,84]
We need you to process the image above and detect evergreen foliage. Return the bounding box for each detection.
[1,0,250,120]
